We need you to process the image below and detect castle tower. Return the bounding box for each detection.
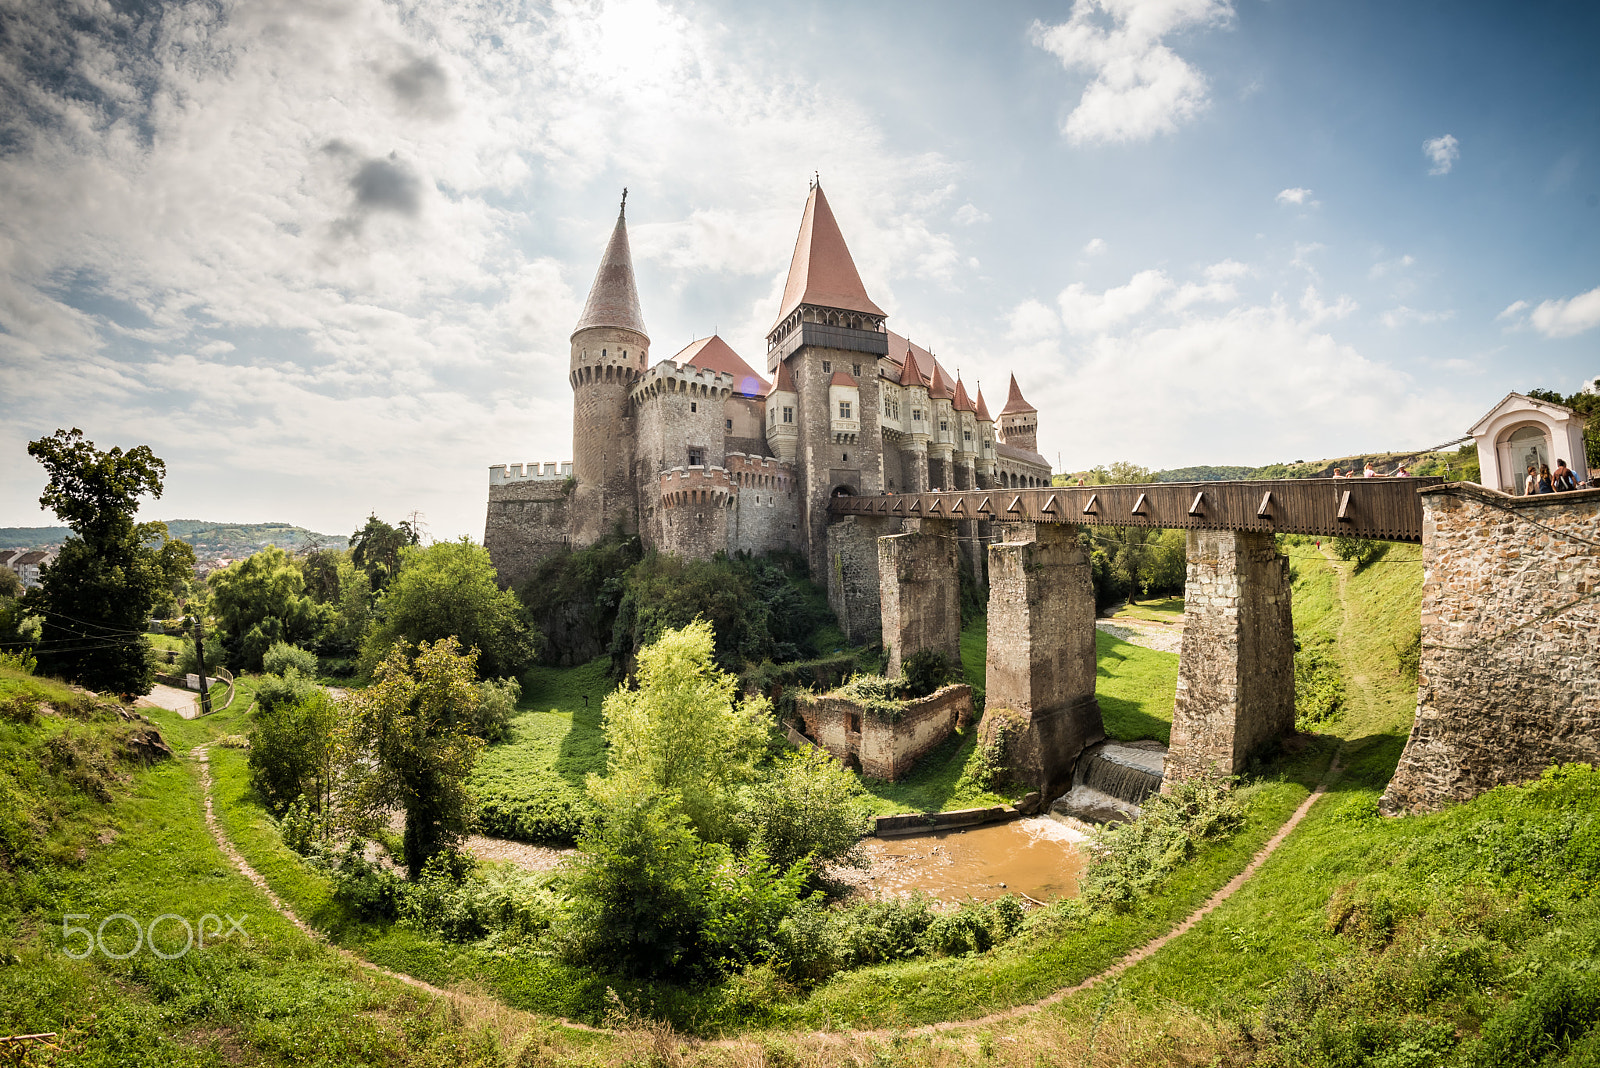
[973,385,997,489]
[898,346,931,493]
[766,357,799,463]
[569,192,649,545]
[951,377,977,491]
[997,374,1039,455]
[926,361,955,490]
[767,181,889,573]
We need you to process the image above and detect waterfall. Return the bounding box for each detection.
[1049,742,1167,826]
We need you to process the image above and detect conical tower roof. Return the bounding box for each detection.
[999,374,1036,415]
[974,386,993,423]
[573,193,648,339]
[898,346,929,388]
[772,357,798,394]
[952,377,975,413]
[927,360,953,401]
[772,183,886,330]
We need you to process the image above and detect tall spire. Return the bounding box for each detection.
[999,373,1036,415]
[772,183,886,330]
[974,385,993,423]
[573,191,649,339]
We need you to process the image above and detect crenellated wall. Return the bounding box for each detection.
[1380,484,1600,814]
[726,452,801,556]
[657,465,735,560]
[485,477,572,589]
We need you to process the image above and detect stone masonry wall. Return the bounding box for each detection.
[793,345,885,574]
[485,479,571,589]
[1380,484,1600,814]
[826,515,891,644]
[728,452,801,556]
[569,325,645,546]
[656,466,734,561]
[983,523,1104,797]
[879,519,962,677]
[1168,529,1294,779]
[796,683,973,780]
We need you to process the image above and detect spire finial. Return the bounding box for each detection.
[620,187,628,215]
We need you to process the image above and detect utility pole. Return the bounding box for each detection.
[192,617,212,717]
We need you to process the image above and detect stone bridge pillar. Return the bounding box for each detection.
[826,514,893,645]
[879,518,962,677]
[1168,529,1294,780]
[982,524,1104,798]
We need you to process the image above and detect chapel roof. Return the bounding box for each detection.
[1466,391,1583,437]
[999,373,1037,415]
[772,183,886,330]
[673,334,769,397]
[573,194,649,340]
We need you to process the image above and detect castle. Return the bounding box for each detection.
[484,182,1053,587]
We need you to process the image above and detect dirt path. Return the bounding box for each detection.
[188,744,596,1034]
[138,683,199,718]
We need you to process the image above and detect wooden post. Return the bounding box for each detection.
[192,618,212,717]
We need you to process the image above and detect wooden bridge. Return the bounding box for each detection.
[827,476,1445,543]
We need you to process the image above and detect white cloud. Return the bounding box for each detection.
[1369,254,1415,279]
[953,203,990,226]
[1380,306,1454,328]
[1204,259,1250,282]
[1527,285,1600,338]
[1423,134,1459,175]
[1291,242,1326,276]
[1030,0,1233,145]
[1301,286,1357,324]
[1007,298,1062,342]
[1083,237,1108,256]
[1497,300,1531,322]
[1275,187,1313,206]
[1059,268,1173,332]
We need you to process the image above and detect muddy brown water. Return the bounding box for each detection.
[861,817,1089,902]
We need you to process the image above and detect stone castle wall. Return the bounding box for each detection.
[569,325,645,545]
[796,683,973,780]
[879,519,962,677]
[1381,484,1600,814]
[825,514,892,643]
[656,466,734,561]
[485,479,571,589]
[727,452,801,556]
[790,346,886,575]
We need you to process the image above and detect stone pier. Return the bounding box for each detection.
[1168,530,1294,780]
[1381,484,1600,814]
[825,514,892,645]
[879,518,962,677]
[982,524,1104,797]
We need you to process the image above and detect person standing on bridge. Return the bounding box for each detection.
[1525,465,1538,496]
[1552,459,1577,492]
[1537,464,1554,494]
[1363,463,1377,478]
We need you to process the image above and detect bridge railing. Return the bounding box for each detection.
[826,477,1446,543]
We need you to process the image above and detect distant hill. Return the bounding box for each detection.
[1151,465,1262,482]
[0,520,347,556]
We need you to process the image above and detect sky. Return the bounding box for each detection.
[2,0,1597,540]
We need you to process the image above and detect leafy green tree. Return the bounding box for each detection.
[349,514,418,592]
[262,640,318,677]
[151,534,197,617]
[342,637,485,878]
[0,569,21,601]
[249,689,339,817]
[207,547,327,671]
[737,746,873,874]
[24,429,167,694]
[360,539,535,680]
[598,619,768,841]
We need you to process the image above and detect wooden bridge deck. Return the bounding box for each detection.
[826,477,1445,543]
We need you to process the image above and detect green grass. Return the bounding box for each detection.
[1113,595,1185,623]
[1095,629,1177,744]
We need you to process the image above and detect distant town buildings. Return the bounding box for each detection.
[0,548,56,589]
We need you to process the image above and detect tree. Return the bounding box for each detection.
[342,638,485,877]
[598,619,768,842]
[24,429,167,694]
[249,688,339,817]
[360,539,535,680]
[207,547,327,671]
[349,514,419,593]
[737,746,873,874]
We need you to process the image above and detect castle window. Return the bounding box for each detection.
[853,364,861,376]
[783,407,793,424]
[839,401,852,420]
[940,420,949,432]
[726,418,732,430]
[690,401,697,412]
[913,409,922,421]
[964,430,972,442]
[822,361,831,373]
[602,349,607,358]
[688,448,704,466]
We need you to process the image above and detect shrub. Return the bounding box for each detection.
[1472,965,1600,1067]
[1295,642,1345,730]
[251,668,320,715]
[902,648,955,698]
[737,746,874,875]
[248,689,338,815]
[476,788,594,846]
[474,676,521,744]
[330,844,406,921]
[1080,774,1247,909]
[261,641,318,678]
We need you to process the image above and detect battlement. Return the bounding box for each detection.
[659,465,737,509]
[632,360,737,406]
[490,461,573,484]
[725,451,796,490]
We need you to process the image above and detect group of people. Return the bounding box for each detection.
[1525,459,1586,494]
[1331,463,1410,478]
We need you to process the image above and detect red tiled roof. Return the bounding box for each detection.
[772,184,886,330]
[573,198,649,339]
[772,357,797,394]
[999,373,1036,415]
[974,386,993,422]
[673,335,769,397]
[829,370,859,387]
[898,346,929,388]
[952,378,975,413]
[927,361,953,401]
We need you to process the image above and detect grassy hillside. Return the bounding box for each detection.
[0,520,347,554]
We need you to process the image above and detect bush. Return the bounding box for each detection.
[1472,965,1600,1067]
[175,630,225,678]
[251,668,321,716]
[262,641,318,678]
[737,746,874,875]
[248,689,338,815]
[477,787,594,846]
[398,851,564,945]
[1080,774,1247,909]
[474,676,521,744]
[330,844,406,921]
[1295,642,1345,730]
[902,648,955,698]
